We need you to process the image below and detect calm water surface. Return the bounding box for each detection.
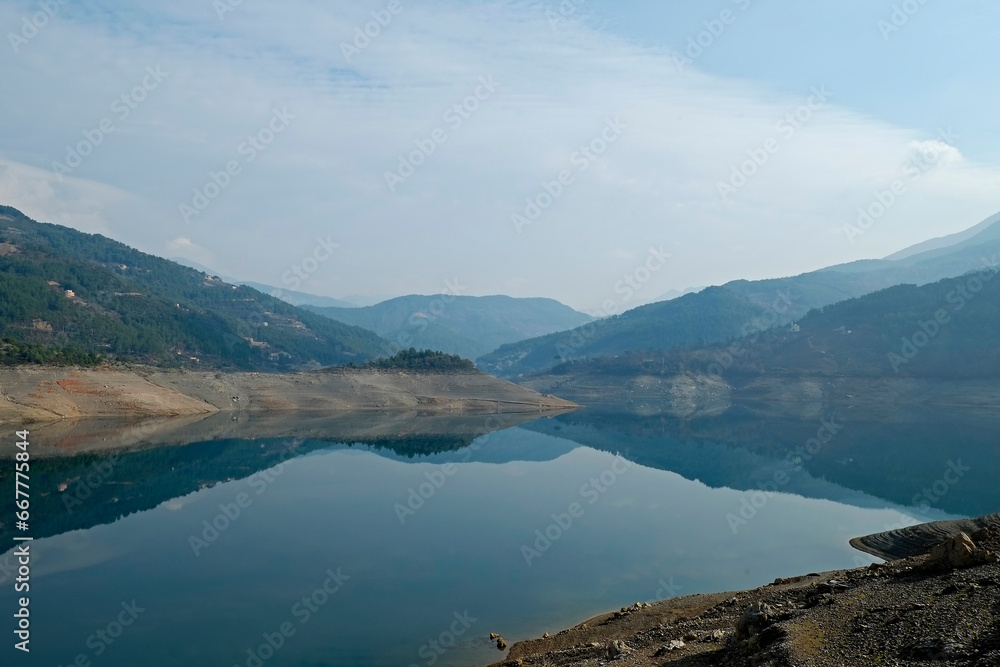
[1,407,997,666]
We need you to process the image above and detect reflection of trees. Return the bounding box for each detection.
[523,408,1000,518]
[0,433,475,545]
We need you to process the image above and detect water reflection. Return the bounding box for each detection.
[520,406,1000,518]
[0,406,995,666]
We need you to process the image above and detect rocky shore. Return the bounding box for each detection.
[0,365,577,424]
[488,524,1000,667]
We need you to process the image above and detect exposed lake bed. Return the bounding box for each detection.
[0,365,576,424]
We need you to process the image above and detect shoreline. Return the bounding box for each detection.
[519,372,1000,419]
[0,408,574,458]
[0,364,578,424]
[485,519,1000,666]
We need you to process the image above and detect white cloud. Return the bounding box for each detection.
[0,158,129,236]
[166,236,215,268]
[0,1,997,309]
[906,139,964,169]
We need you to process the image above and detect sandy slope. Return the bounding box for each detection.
[0,365,577,424]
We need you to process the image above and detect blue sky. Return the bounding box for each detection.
[589,0,1000,162]
[1,0,998,311]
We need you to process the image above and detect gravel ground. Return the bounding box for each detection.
[487,527,1000,667]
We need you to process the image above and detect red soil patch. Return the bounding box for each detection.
[57,379,109,396]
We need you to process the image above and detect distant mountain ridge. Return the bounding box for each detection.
[549,262,999,381]
[162,263,362,310]
[478,211,1000,377]
[305,294,595,360]
[240,282,356,309]
[885,212,1000,261]
[163,260,364,310]
[748,265,1000,378]
[0,206,389,370]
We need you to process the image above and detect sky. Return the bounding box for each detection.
[1,0,999,312]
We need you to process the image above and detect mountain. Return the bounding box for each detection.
[336,294,398,307]
[651,286,704,303]
[240,282,357,309]
[0,206,390,370]
[167,257,226,278]
[479,211,1000,378]
[885,211,1000,261]
[739,268,1000,378]
[476,286,772,377]
[163,264,361,310]
[163,260,364,310]
[555,265,1000,381]
[304,294,595,360]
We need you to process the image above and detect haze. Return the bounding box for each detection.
[1,0,999,311]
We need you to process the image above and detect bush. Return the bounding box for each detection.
[360,348,476,372]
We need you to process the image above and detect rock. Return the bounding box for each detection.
[736,602,775,640]
[707,629,727,642]
[970,526,1000,544]
[903,637,966,660]
[976,649,1000,666]
[921,532,1000,571]
[490,633,500,640]
[496,637,507,651]
[607,640,632,658]
[682,632,698,641]
[812,579,850,596]
[653,640,685,657]
[542,632,549,639]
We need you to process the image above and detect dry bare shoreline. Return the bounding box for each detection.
[519,371,1000,420]
[485,522,1000,667]
[0,364,578,425]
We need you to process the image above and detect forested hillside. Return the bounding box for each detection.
[478,286,780,377]
[552,268,1000,380]
[479,213,1000,378]
[0,206,389,370]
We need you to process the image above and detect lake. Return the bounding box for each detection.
[1,405,997,666]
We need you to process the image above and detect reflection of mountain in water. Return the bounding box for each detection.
[519,407,1000,519]
[0,411,568,545]
[4,405,996,547]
